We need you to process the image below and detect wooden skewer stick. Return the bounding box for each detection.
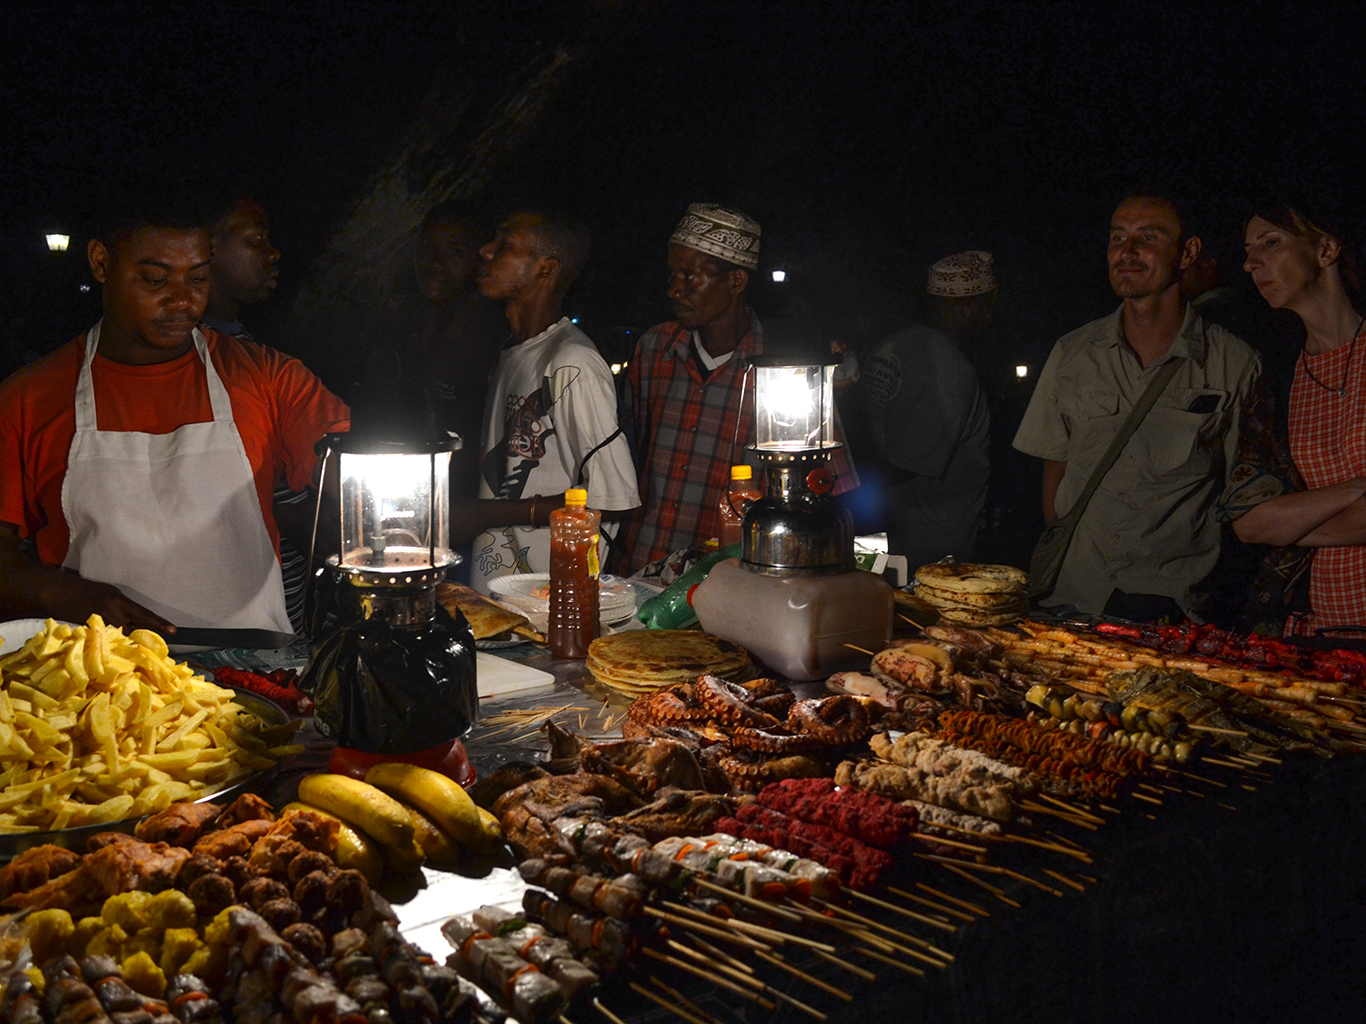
[594,997,636,1024]
[1000,867,1064,897]
[1186,723,1248,736]
[1041,868,1086,892]
[846,887,959,933]
[1201,755,1257,770]
[897,613,926,628]
[826,919,899,954]
[642,905,772,951]
[687,935,754,975]
[1131,791,1163,806]
[810,898,955,963]
[1096,803,1122,814]
[919,853,1065,897]
[914,882,990,916]
[843,642,876,656]
[911,831,989,855]
[667,939,761,984]
[667,940,828,1021]
[755,949,857,999]
[936,862,1022,908]
[690,876,804,923]
[1172,768,1226,788]
[1242,751,1282,764]
[1036,793,1105,824]
[641,948,776,1010]
[1044,829,1085,849]
[853,946,927,978]
[623,984,709,1024]
[996,832,1093,862]
[647,977,727,1024]
[1017,800,1100,830]
[663,900,837,952]
[843,928,948,969]
[806,947,878,983]
[886,885,976,923]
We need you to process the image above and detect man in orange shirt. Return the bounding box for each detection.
[0,186,348,632]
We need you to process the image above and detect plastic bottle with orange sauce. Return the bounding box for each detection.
[548,488,600,659]
[718,464,763,547]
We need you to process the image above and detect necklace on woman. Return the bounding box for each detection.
[1301,313,1366,397]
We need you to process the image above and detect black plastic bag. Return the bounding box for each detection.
[303,601,478,755]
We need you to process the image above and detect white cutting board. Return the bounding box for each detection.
[476,651,556,698]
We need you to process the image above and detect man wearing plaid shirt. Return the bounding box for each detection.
[611,203,858,576]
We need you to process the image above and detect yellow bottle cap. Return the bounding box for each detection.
[730,465,753,480]
[565,488,588,505]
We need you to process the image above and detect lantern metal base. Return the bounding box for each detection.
[742,445,854,575]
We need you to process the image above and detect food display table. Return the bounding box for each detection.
[192,639,1366,1024]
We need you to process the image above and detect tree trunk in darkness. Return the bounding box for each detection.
[281,0,647,396]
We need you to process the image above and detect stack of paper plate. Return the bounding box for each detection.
[488,573,638,630]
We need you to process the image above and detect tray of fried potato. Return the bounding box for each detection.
[0,616,302,857]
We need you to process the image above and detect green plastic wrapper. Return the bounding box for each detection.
[636,544,741,629]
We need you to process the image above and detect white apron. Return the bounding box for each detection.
[60,324,292,632]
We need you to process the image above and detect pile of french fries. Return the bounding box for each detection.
[0,616,302,834]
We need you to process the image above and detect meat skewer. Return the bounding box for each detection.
[440,917,569,1024]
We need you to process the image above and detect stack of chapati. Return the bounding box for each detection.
[587,630,755,695]
[912,563,1029,626]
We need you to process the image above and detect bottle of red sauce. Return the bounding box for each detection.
[718,464,763,547]
[548,488,600,659]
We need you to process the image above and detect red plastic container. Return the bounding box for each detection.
[327,738,475,787]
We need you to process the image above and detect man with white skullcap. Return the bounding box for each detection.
[859,251,995,568]
[1013,190,1259,621]
[611,203,858,575]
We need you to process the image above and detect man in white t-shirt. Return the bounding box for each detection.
[465,209,639,593]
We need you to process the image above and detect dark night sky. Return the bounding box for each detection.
[3,0,1363,369]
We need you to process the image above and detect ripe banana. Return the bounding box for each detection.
[474,806,505,856]
[364,763,483,848]
[281,801,384,885]
[297,773,419,853]
[378,836,426,875]
[407,807,462,867]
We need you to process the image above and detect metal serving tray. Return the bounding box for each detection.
[0,689,290,862]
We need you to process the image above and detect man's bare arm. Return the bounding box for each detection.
[1232,478,1366,546]
[1042,460,1067,525]
[0,522,174,630]
[1293,495,1366,547]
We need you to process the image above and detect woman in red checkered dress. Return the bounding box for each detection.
[1232,201,1366,636]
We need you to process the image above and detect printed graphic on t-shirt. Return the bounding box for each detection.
[481,366,581,501]
[862,352,902,403]
[474,365,586,582]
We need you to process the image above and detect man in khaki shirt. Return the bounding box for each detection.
[1013,193,1260,620]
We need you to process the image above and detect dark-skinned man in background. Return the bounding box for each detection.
[464,208,638,594]
[198,190,318,632]
[611,203,858,576]
[0,186,348,632]
[860,251,994,567]
[1013,192,1260,622]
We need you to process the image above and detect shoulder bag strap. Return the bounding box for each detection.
[1064,355,1185,519]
